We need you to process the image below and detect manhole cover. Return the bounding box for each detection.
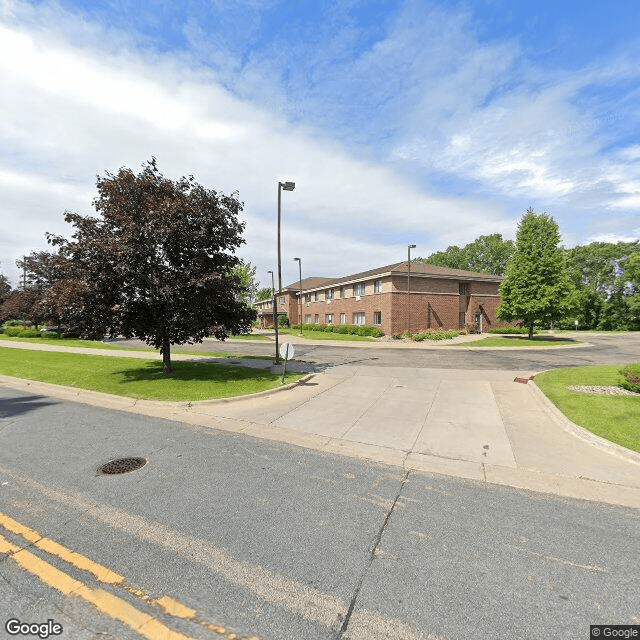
[99,457,147,475]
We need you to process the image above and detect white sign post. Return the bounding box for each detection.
[279,343,295,384]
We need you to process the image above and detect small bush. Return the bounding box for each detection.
[412,329,466,341]
[323,325,335,332]
[42,331,63,339]
[488,326,538,335]
[3,326,22,337]
[3,320,22,327]
[619,364,640,394]
[277,315,289,327]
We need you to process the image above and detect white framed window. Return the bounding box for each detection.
[314,292,318,302]
[339,313,346,324]
[305,293,311,303]
[353,312,365,325]
[373,311,382,325]
[326,289,333,300]
[304,315,312,323]
[314,314,319,323]
[374,279,381,293]
[354,283,365,296]
[279,296,286,305]
[340,286,348,298]
[325,314,333,324]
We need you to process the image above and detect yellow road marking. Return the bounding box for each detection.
[0,511,124,584]
[155,596,196,619]
[0,533,193,640]
[0,511,261,640]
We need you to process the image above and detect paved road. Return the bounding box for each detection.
[109,332,640,371]
[1,387,638,640]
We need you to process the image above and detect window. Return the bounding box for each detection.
[459,282,467,295]
[304,315,312,323]
[325,314,333,324]
[314,292,318,302]
[373,311,382,325]
[339,313,346,324]
[314,314,319,323]
[305,294,311,303]
[279,296,285,305]
[326,289,333,300]
[354,283,365,296]
[374,279,381,293]
[340,287,348,298]
[353,312,365,325]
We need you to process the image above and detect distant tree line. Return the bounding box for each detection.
[419,223,640,331]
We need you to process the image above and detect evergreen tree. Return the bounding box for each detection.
[497,208,573,338]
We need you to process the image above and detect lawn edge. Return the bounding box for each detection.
[529,379,640,465]
[0,373,313,406]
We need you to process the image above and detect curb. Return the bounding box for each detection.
[0,372,316,409]
[529,380,640,467]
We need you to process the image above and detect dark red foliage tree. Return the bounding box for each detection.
[48,158,255,374]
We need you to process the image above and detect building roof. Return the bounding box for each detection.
[282,261,501,293]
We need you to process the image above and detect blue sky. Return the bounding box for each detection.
[1,0,638,289]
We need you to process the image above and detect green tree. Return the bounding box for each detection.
[229,260,258,306]
[48,158,255,374]
[497,208,574,338]
[256,287,273,302]
[0,273,11,301]
[422,234,515,275]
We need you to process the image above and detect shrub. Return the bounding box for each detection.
[488,326,538,334]
[3,326,22,337]
[619,364,640,394]
[20,328,41,337]
[277,315,289,327]
[412,329,466,341]
[323,325,335,332]
[4,320,22,327]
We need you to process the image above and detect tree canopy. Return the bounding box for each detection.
[497,208,574,337]
[48,159,255,373]
[421,233,515,275]
[256,287,273,302]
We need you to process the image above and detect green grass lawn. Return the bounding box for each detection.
[0,333,276,361]
[0,348,300,401]
[535,365,640,453]
[277,328,377,342]
[225,333,270,341]
[458,335,580,347]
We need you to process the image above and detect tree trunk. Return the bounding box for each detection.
[162,338,173,375]
[528,322,534,339]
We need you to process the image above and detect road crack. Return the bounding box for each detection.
[338,469,410,638]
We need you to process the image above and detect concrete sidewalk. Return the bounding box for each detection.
[1,340,639,510]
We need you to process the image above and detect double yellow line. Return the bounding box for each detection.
[0,512,259,640]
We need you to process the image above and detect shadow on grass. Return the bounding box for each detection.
[496,335,579,343]
[115,360,275,384]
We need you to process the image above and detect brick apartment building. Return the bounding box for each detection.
[256,261,507,335]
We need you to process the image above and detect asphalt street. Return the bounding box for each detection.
[1,387,639,640]
[108,332,640,371]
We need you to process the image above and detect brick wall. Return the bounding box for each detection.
[258,274,505,333]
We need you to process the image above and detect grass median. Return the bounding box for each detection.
[0,334,276,361]
[0,347,302,401]
[277,328,377,342]
[535,365,640,454]
[457,335,580,347]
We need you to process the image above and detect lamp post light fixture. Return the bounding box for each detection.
[277,181,295,294]
[267,270,279,363]
[293,257,303,336]
[407,244,417,334]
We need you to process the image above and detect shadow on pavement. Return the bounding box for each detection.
[0,395,59,419]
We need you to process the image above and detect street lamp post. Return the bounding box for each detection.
[267,270,279,363]
[407,244,416,334]
[293,257,303,336]
[276,181,295,363]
